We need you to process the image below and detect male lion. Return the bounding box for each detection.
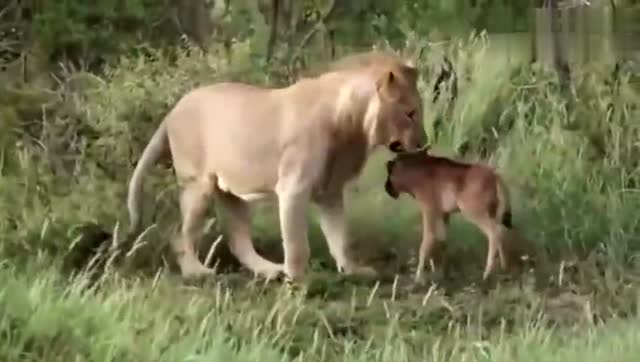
[127,52,427,282]
[384,146,521,281]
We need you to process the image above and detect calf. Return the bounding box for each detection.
[384,146,519,281]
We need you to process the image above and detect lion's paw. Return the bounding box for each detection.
[341,264,379,278]
[283,275,307,297]
[255,264,284,281]
[180,263,215,280]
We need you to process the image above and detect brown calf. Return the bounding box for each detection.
[384,146,517,281]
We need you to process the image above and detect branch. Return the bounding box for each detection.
[0,0,17,20]
[289,0,337,70]
[432,57,457,104]
[223,0,231,17]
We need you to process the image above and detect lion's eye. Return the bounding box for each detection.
[406,110,416,120]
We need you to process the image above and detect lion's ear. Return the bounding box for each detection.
[404,58,417,68]
[402,65,419,86]
[376,71,396,94]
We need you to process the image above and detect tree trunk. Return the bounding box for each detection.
[530,5,538,63]
[548,0,571,88]
[266,0,280,62]
[175,0,213,51]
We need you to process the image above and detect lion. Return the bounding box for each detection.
[384,146,521,281]
[126,51,427,282]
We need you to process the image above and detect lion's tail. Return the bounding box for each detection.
[127,121,169,235]
[495,176,512,229]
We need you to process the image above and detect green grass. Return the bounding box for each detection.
[1,255,640,361]
[1,34,640,361]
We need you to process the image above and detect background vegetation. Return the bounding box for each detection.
[1,0,640,360]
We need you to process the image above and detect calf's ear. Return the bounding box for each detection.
[384,178,399,199]
[386,160,394,173]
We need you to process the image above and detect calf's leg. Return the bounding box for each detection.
[416,208,446,282]
[473,216,508,280]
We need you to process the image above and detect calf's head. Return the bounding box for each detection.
[384,145,432,199]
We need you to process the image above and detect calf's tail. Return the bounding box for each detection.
[495,176,513,229]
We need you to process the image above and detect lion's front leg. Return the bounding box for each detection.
[315,192,378,277]
[275,135,332,283]
[277,187,312,283]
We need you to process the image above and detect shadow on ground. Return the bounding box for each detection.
[62,221,640,340]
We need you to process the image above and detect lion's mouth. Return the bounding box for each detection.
[389,141,403,153]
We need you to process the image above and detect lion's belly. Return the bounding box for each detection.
[215,176,276,203]
[174,85,284,198]
[166,82,338,202]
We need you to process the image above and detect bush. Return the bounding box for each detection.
[2,32,639,271]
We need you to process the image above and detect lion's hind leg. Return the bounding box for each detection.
[217,192,283,280]
[175,178,216,279]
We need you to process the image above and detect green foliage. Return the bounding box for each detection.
[28,0,176,70]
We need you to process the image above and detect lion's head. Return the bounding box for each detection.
[373,63,427,154]
[326,51,427,153]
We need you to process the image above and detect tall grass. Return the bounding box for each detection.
[1,33,639,360]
